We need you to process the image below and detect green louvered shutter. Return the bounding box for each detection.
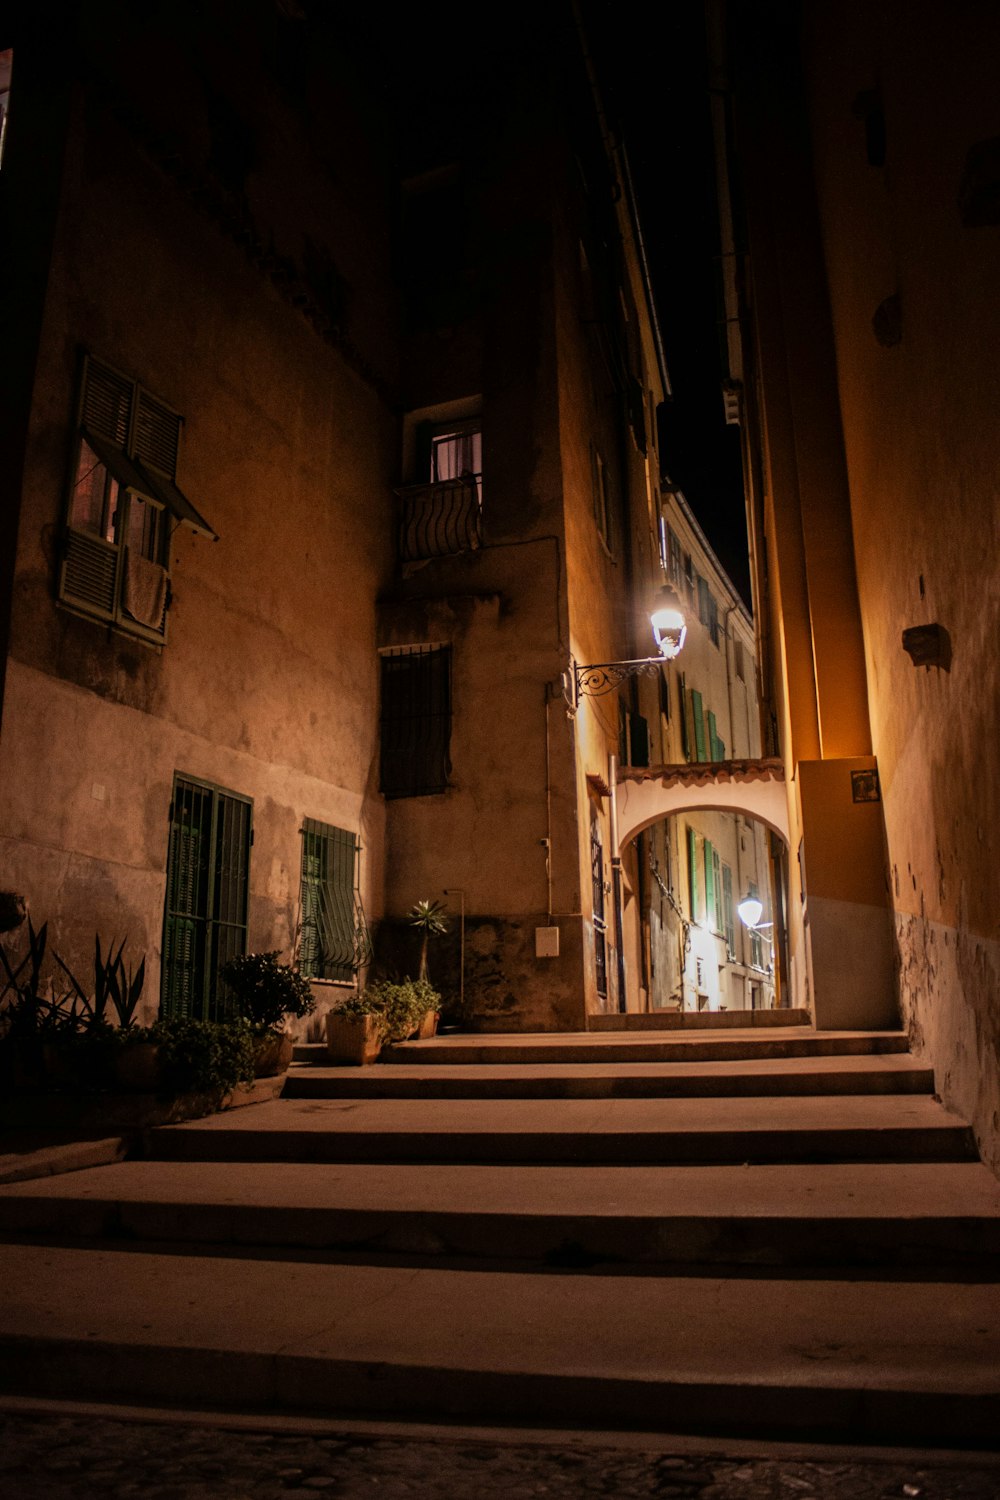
[704,838,715,926]
[687,825,699,921]
[692,690,707,761]
[679,674,690,758]
[162,777,251,1019]
[722,863,735,956]
[300,820,357,983]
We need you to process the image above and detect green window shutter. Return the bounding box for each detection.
[162,776,251,1020]
[687,826,699,921]
[678,674,689,758]
[692,689,706,761]
[300,820,358,983]
[704,838,715,925]
[748,879,764,968]
[713,848,724,933]
[707,710,718,761]
[212,792,252,999]
[722,863,735,956]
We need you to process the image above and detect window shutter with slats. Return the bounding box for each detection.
[135,391,181,477]
[691,689,706,760]
[81,357,133,447]
[59,530,119,621]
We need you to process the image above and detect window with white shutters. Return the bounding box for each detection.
[59,354,215,642]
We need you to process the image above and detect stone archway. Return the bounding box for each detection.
[615,758,788,849]
[612,757,791,1016]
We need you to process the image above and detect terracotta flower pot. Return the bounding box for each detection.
[325,1011,384,1065]
[415,1011,440,1040]
[253,1030,294,1077]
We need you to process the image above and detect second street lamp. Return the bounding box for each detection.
[571,584,687,705]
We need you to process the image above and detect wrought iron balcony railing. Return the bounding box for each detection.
[395,475,482,562]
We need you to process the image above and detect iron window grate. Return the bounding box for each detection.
[299,819,364,983]
[162,776,252,1020]
[379,645,452,798]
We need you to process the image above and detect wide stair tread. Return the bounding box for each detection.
[345,1028,912,1067]
[5,1028,995,1445]
[3,1242,998,1443]
[2,1159,999,1271]
[138,1094,976,1166]
[285,1053,934,1100]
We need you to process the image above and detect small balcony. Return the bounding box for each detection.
[395,474,482,563]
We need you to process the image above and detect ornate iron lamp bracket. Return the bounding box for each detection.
[571,657,665,706]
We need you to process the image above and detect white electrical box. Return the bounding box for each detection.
[535,925,560,958]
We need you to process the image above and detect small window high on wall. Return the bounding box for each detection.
[59,354,215,642]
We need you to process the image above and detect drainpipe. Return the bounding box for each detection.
[608,751,627,1013]
[443,887,465,1019]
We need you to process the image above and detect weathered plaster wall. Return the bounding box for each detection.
[379,105,588,1032]
[801,2,1000,1161]
[0,11,396,1014]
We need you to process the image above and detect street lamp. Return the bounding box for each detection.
[571,584,687,703]
[737,894,764,928]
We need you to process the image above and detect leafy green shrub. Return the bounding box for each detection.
[148,1016,257,1099]
[338,978,441,1043]
[218,951,315,1033]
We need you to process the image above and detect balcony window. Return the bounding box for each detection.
[396,418,482,563]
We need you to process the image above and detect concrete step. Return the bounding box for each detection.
[139,1095,976,1166]
[3,1159,999,1271]
[3,1242,998,1444]
[587,1008,812,1031]
[376,1029,911,1067]
[283,1053,935,1100]
[293,1028,909,1069]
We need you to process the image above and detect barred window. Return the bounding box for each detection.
[161,776,251,1020]
[299,820,359,983]
[379,645,452,798]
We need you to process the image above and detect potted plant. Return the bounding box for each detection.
[219,951,316,1076]
[325,977,443,1064]
[406,977,442,1039]
[325,988,390,1065]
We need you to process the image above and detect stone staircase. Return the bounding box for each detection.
[1,1024,999,1446]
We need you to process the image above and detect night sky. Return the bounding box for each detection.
[584,0,751,606]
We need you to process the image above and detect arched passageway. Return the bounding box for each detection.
[612,758,791,1015]
[616,758,788,849]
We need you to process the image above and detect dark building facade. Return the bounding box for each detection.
[0,1,669,1031]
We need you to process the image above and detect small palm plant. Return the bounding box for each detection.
[408,899,449,982]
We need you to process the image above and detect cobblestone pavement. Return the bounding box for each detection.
[2,1411,1000,1500]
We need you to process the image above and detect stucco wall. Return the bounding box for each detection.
[801,2,1000,1163]
[0,14,396,1016]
